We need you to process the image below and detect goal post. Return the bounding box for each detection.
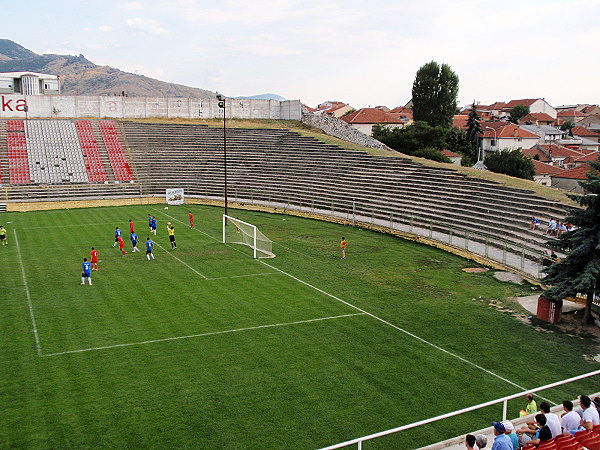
[222,215,275,259]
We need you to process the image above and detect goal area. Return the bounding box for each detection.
[222,215,275,259]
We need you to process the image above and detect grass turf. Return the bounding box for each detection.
[0,204,597,449]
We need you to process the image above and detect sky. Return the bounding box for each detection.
[3,0,600,109]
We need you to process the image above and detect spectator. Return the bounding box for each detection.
[502,421,519,450]
[525,394,538,415]
[491,422,512,450]
[561,400,582,433]
[594,397,600,413]
[465,434,479,450]
[517,414,552,447]
[546,218,557,236]
[581,395,600,430]
[530,217,540,230]
[476,434,488,449]
[539,401,561,438]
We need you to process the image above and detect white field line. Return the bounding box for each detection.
[43,313,366,357]
[14,230,43,356]
[22,222,116,230]
[260,261,536,394]
[156,211,537,393]
[207,272,275,280]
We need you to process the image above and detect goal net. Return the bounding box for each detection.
[222,215,275,259]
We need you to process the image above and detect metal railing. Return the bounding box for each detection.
[320,369,600,449]
[222,190,550,279]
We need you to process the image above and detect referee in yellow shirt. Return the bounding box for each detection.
[167,222,177,249]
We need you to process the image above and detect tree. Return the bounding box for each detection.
[465,102,482,160]
[446,126,475,164]
[411,61,459,128]
[560,121,574,136]
[373,122,474,164]
[372,121,447,154]
[483,149,535,180]
[508,105,530,124]
[543,160,600,324]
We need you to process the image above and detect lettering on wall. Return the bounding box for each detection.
[1,96,28,112]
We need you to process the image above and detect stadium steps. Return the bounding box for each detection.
[0,121,7,184]
[90,121,116,182]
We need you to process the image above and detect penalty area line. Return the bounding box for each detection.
[14,229,43,357]
[259,260,535,393]
[42,313,367,357]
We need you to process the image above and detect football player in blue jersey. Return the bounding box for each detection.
[145,237,155,261]
[81,258,92,285]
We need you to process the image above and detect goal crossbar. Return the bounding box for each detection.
[222,215,275,259]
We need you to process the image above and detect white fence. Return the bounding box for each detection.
[320,369,600,449]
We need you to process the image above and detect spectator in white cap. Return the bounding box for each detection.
[491,421,512,450]
[502,421,519,450]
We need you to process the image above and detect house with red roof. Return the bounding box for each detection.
[452,114,468,130]
[503,98,556,119]
[341,108,412,135]
[571,126,600,151]
[518,113,556,126]
[576,114,600,133]
[312,101,354,118]
[487,102,507,118]
[532,159,564,187]
[557,109,588,125]
[480,123,539,152]
[551,163,598,193]
[440,150,462,166]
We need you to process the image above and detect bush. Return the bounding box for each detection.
[484,149,535,180]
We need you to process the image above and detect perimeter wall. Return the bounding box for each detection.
[0,94,302,120]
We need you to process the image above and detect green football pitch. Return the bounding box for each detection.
[0,204,596,449]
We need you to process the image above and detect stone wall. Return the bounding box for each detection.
[0,94,302,120]
[301,109,393,151]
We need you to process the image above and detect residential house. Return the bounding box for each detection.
[503,98,557,119]
[551,163,597,193]
[313,101,354,118]
[480,122,539,152]
[341,108,411,135]
[518,113,555,126]
[487,102,507,118]
[535,143,586,168]
[460,104,493,121]
[571,126,600,152]
[557,109,588,126]
[577,114,600,132]
[519,125,565,145]
[441,150,462,166]
[532,159,564,187]
[452,114,469,130]
[573,151,600,167]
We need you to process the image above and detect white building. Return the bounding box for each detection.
[0,71,60,95]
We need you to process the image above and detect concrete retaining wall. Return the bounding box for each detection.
[0,94,302,120]
[301,109,394,151]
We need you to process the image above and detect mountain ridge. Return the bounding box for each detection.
[0,39,216,98]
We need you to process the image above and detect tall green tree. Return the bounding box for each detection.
[484,149,535,180]
[411,61,459,128]
[544,160,600,323]
[465,102,482,160]
[508,105,530,124]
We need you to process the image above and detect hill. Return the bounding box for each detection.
[235,93,287,101]
[0,39,216,98]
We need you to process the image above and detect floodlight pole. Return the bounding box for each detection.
[217,94,228,223]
